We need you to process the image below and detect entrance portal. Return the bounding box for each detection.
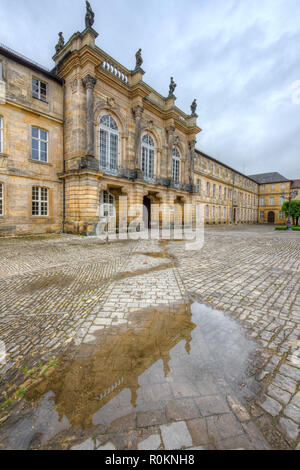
[268,211,275,224]
[143,196,151,229]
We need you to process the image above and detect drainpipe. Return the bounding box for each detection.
[62,79,66,233]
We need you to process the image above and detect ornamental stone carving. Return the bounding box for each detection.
[135,49,143,70]
[168,77,177,97]
[55,32,65,54]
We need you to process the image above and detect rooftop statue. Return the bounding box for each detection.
[85,0,95,29]
[55,32,65,54]
[169,77,177,97]
[191,99,197,116]
[135,48,143,69]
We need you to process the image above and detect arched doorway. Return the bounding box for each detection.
[143,196,151,229]
[268,211,275,224]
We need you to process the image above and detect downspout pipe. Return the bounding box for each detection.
[62,79,66,233]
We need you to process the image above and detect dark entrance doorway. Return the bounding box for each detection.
[143,196,151,229]
[268,211,275,224]
[233,208,237,224]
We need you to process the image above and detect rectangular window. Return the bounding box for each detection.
[32,127,48,162]
[0,61,3,81]
[32,78,47,101]
[280,196,285,206]
[205,205,209,218]
[212,206,215,217]
[172,159,180,184]
[219,186,222,198]
[223,207,226,218]
[279,212,284,220]
[260,197,265,206]
[224,188,227,200]
[32,187,48,216]
[0,183,3,216]
[260,211,264,219]
[206,182,210,196]
[213,184,216,197]
[281,184,286,190]
[0,116,3,153]
[261,185,265,190]
[196,180,200,193]
[269,197,274,206]
[218,207,221,219]
[270,184,275,190]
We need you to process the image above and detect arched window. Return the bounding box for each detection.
[141,134,155,181]
[172,148,180,185]
[98,115,119,174]
[100,190,116,218]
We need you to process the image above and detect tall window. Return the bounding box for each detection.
[196,179,201,193]
[269,197,274,206]
[280,196,285,206]
[32,127,48,162]
[206,182,210,196]
[142,134,155,181]
[100,190,115,218]
[0,61,3,81]
[32,78,47,101]
[0,117,3,153]
[32,187,48,216]
[0,183,3,216]
[99,115,119,174]
[172,148,180,185]
[205,205,209,218]
[260,197,265,206]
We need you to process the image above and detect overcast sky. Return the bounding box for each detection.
[1,0,300,178]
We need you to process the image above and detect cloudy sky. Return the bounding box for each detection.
[1,0,300,178]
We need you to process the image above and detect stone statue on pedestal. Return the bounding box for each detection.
[191,99,197,116]
[85,1,95,29]
[135,49,143,69]
[169,77,177,97]
[55,32,65,54]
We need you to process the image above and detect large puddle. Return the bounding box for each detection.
[0,302,263,450]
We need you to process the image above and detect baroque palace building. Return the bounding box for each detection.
[0,3,298,236]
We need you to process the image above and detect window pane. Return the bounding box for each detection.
[32,127,39,138]
[40,130,48,141]
[99,130,107,167]
[32,149,39,160]
[110,134,118,170]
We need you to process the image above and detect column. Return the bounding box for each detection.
[82,74,97,159]
[132,105,144,172]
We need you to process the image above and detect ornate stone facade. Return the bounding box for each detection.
[0,15,297,236]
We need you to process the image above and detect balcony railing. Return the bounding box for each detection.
[98,165,195,193]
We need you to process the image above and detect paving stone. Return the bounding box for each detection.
[227,395,250,422]
[284,404,300,424]
[195,395,230,417]
[136,410,166,428]
[186,418,209,446]
[165,399,201,421]
[279,418,300,440]
[160,421,193,450]
[207,414,244,442]
[267,385,291,405]
[97,442,117,451]
[137,434,161,450]
[107,413,136,433]
[72,438,94,450]
[260,396,283,417]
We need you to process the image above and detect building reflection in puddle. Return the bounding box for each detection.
[0,302,261,449]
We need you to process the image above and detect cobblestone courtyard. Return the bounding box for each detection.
[0,225,299,450]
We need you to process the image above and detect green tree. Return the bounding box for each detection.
[281,200,300,226]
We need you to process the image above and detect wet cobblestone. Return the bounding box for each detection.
[0,226,299,449]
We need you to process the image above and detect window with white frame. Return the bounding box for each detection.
[172,148,180,185]
[270,184,275,190]
[32,127,48,162]
[212,206,215,218]
[196,179,201,193]
[218,207,221,219]
[99,115,119,174]
[261,185,265,190]
[260,197,265,206]
[269,197,274,206]
[224,187,227,200]
[280,196,285,206]
[32,187,48,216]
[213,184,216,197]
[142,134,155,180]
[281,184,286,190]
[279,211,284,220]
[32,78,47,101]
[0,117,3,153]
[260,211,264,219]
[219,186,222,198]
[0,183,3,216]
[100,190,115,218]
[223,207,226,218]
[205,205,209,218]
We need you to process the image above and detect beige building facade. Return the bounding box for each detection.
[0,7,298,237]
